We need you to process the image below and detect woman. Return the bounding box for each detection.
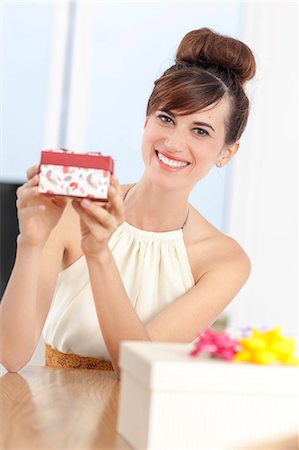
[0,28,256,377]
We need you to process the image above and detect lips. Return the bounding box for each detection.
[155,150,191,164]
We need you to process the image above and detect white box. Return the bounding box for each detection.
[117,341,298,450]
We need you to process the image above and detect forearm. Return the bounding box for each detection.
[86,249,151,373]
[0,238,44,369]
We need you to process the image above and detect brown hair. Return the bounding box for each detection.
[146,28,256,146]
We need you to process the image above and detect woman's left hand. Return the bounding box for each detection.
[72,174,125,257]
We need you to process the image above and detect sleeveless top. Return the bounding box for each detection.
[42,184,196,360]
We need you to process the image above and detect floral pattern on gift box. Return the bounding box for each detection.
[38,164,110,199]
[38,148,114,200]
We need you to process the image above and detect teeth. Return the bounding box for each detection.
[157,152,189,168]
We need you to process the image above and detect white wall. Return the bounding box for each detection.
[223,2,298,336]
[65,1,243,231]
[1,2,57,183]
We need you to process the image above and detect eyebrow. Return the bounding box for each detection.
[160,109,216,133]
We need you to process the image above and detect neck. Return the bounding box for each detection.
[124,175,192,232]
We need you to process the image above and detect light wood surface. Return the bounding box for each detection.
[1,366,298,450]
[0,366,132,450]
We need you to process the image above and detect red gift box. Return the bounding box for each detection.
[38,148,115,201]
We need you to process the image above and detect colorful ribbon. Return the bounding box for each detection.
[190,328,239,361]
[190,326,299,366]
[234,326,299,366]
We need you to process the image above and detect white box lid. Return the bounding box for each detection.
[119,341,299,395]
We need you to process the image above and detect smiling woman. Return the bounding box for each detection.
[147,27,256,145]
[0,28,255,376]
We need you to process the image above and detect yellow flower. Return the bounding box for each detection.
[233,327,299,366]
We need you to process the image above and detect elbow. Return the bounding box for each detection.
[1,357,28,373]
[2,363,26,373]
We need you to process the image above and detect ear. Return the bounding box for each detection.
[216,141,240,166]
[144,116,149,128]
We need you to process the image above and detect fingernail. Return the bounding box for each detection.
[82,198,91,207]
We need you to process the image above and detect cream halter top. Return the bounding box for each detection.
[42,185,195,360]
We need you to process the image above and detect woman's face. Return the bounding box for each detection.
[141,98,235,189]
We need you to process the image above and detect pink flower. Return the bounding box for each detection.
[190,328,239,361]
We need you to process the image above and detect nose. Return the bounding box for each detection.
[164,129,188,153]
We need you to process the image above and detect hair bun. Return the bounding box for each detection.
[175,28,256,85]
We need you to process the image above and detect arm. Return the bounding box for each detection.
[0,166,69,372]
[72,177,251,378]
[86,250,151,375]
[145,246,251,342]
[86,244,251,378]
[0,232,65,371]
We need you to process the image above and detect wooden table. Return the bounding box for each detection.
[1,366,298,450]
[0,366,133,449]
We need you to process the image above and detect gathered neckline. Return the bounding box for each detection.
[58,221,187,276]
[120,220,184,240]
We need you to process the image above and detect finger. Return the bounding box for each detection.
[73,199,115,228]
[17,186,62,210]
[107,184,125,221]
[50,196,68,208]
[72,201,110,234]
[79,213,110,242]
[75,198,111,220]
[26,164,40,181]
[26,174,40,187]
[110,174,122,195]
[16,186,40,208]
[16,174,39,196]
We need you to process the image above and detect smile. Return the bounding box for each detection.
[155,150,191,169]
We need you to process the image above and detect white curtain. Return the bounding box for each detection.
[224,2,298,336]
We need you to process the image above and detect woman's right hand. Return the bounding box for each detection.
[16,165,68,246]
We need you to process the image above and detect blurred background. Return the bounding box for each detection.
[0,1,297,367]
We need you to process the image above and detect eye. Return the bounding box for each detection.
[194,128,210,137]
[157,113,210,137]
[157,114,174,124]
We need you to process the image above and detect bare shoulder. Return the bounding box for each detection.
[186,205,251,283]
